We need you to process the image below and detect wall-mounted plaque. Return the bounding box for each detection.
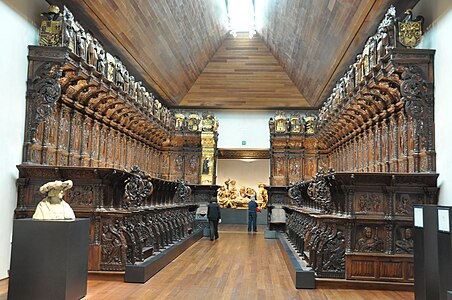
[438,207,450,233]
[414,206,423,228]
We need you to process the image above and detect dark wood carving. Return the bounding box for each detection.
[124,166,153,209]
[283,172,438,282]
[15,165,199,272]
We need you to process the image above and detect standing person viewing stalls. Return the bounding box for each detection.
[207,200,221,241]
[248,196,258,232]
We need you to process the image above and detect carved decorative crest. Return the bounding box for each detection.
[288,180,304,207]
[307,170,333,213]
[124,166,153,208]
[29,62,62,141]
[175,179,192,203]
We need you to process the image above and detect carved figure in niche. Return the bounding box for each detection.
[155,100,162,120]
[86,33,98,67]
[355,54,363,85]
[289,159,300,176]
[269,117,275,133]
[106,53,116,82]
[202,156,211,175]
[362,42,370,76]
[256,183,268,209]
[128,76,135,96]
[33,180,75,220]
[396,194,411,215]
[139,87,146,107]
[39,5,62,47]
[97,48,106,76]
[368,36,377,69]
[62,7,75,51]
[101,222,123,264]
[123,69,129,92]
[322,230,346,272]
[188,155,197,173]
[345,67,354,94]
[396,227,414,253]
[358,194,381,213]
[115,58,124,88]
[275,157,283,175]
[175,155,183,172]
[377,26,389,62]
[355,226,383,252]
[76,24,87,60]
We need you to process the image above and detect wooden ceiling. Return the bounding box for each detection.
[51,0,419,109]
[180,33,309,109]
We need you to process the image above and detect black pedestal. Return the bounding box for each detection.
[414,205,439,300]
[8,219,90,300]
[438,207,452,300]
[220,208,268,225]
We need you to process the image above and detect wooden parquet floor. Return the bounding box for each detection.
[0,224,414,300]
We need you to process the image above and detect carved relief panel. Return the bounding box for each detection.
[355,192,385,215]
[354,225,384,253]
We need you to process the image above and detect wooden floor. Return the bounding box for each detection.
[0,224,414,300]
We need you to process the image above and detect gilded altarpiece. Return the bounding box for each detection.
[269,111,326,186]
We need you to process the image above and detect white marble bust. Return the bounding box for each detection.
[32,180,75,220]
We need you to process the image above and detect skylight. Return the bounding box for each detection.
[224,0,256,38]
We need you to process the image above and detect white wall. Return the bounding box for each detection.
[413,0,452,205]
[217,159,269,192]
[0,0,47,279]
[214,110,274,149]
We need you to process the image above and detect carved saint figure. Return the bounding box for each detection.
[256,183,268,209]
[202,157,210,174]
[355,226,383,252]
[101,222,123,264]
[33,180,75,220]
[396,228,414,254]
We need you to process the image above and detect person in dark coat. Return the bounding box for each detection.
[248,196,258,232]
[207,200,221,241]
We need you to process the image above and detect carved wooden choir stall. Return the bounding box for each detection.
[15,4,438,287]
[269,6,438,284]
[16,5,218,273]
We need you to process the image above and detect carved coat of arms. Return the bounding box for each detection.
[397,10,424,48]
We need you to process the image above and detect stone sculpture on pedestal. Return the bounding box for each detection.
[33,180,75,220]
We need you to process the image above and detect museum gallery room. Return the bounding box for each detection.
[1,0,452,299]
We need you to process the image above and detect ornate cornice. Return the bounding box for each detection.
[218,148,270,159]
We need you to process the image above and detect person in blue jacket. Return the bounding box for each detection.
[248,196,258,232]
[207,200,221,241]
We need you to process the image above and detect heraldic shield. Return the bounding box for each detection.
[397,9,424,48]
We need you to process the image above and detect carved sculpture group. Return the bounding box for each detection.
[217,179,268,209]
